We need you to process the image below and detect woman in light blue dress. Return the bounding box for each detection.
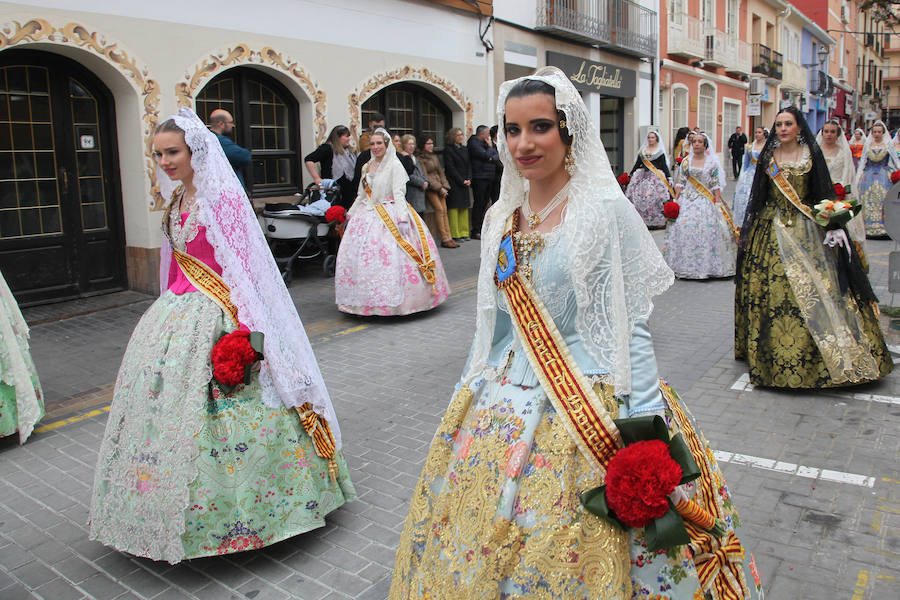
[856,120,900,238]
[732,126,767,227]
[390,67,763,600]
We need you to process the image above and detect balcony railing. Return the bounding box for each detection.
[752,43,783,81]
[610,0,657,57]
[536,0,657,57]
[667,10,705,59]
[536,0,612,46]
[782,60,808,91]
[807,69,833,96]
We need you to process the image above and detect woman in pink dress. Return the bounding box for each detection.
[335,128,451,316]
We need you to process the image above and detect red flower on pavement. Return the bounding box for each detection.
[891,170,900,184]
[604,440,682,528]
[663,201,680,220]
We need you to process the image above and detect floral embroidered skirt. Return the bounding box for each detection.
[335,201,450,316]
[735,214,892,388]
[625,169,668,229]
[0,287,44,443]
[90,291,356,563]
[389,376,764,599]
[857,168,891,237]
[664,194,736,280]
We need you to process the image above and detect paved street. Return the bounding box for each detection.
[2,181,899,599]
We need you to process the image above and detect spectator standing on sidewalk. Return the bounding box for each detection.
[304,125,357,209]
[727,126,748,179]
[444,127,472,241]
[399,134,428,215]
[209,109,251,190]
[417,137,458,248]
[467,125,500,239]
[489,124,503,206]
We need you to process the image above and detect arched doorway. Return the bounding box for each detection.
[0,49,125,305]
[196,67,301,198]
[362,83,453,151]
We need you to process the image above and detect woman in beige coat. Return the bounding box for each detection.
[417,137,458,248]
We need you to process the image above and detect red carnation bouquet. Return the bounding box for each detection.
[211,330,264,389]
[325,205,347,224]
[663,201,680,221]
[891,170,900,185]
[833,184,846,200]
[617,173,630,191]
[605,440,682,527]
[581,415,726,552]
[675,156,684,165]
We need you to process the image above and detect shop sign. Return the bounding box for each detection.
[546,51,637,98]
[748,96,761,116]
[844,94,854,114]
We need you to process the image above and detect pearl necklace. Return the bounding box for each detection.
[523,181,570,228]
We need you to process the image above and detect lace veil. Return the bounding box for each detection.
[158,108,342,448]
[855,120,900,190]
[639,128,668,163]
[0,271,42,443]
[463,66,674,395]
[815,122,853,179]
[355,127,410,212]
[681,132,727,190]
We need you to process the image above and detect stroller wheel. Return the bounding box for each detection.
[323,254,336,277]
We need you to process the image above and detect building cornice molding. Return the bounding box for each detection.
[661,60,749,89]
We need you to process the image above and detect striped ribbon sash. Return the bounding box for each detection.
[494,218,622,469]
[641,155,676,198]
[661,383,750,599]
[172,248,240,327]
[364,177,437,293]
[749,155,758,166]
[765,159,814,221]
[686,174,740,241]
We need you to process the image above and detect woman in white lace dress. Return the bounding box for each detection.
[665,133,737,279]
[335,128,450,316]
[816,120,866,258]
[89,109,355,564]
[0,269,44,443]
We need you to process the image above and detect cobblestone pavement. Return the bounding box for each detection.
[2,183,899,599]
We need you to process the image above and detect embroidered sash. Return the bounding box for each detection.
[686,174,740,241]
[662,383,750,599]
[364,176,437,293]
[749,155,758,166]
[641,155,676,197]
[765,159,814,220]
[171,248,240,327]
[495,216,622,469]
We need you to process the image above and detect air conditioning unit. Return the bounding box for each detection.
[749,78,765,95]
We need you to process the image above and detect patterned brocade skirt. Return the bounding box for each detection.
[90,291,356,563]
[734,215,892,388]
[390,376,763,599]
[626,169,669,229]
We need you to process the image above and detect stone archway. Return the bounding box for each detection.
[175,45,327,145]
[0,18,162,207]
[348,65,474,143]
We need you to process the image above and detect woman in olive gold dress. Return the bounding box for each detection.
[735,107,891,388]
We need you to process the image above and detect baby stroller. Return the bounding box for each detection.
[261,184,341,283]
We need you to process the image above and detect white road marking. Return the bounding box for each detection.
[729,373,900,405]
[714,451,876,488]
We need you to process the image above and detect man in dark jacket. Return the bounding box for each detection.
[727,126,748,179]
[467,125,500,239]
[209,109,251,190]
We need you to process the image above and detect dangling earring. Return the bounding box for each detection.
[796,134,805,146]
[565,147,576,175]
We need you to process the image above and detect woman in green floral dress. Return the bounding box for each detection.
[735,107,891,388]
[0,268,44,443]
[89,109,355,564]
